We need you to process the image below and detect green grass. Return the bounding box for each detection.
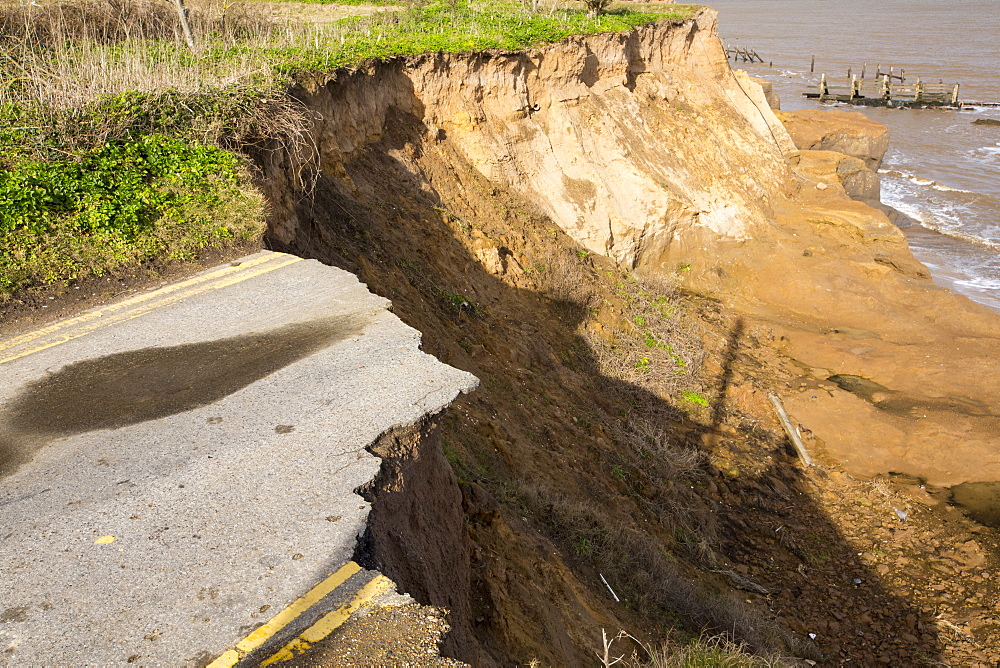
[251,0,408,5]
[285,3,695,70]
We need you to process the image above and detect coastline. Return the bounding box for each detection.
[3,7,1000,664]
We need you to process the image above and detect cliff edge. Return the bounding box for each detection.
[254,8,1000,664]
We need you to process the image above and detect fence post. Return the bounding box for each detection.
[915,79,923,103]
[952,84,960,105]
[851,75,859,100]
[882,75,890,100]
[819,73,827,101]
[172,0,196,50]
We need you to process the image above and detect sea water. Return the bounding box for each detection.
[709,0,1000,312]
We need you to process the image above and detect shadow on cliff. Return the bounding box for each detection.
[252,69,942,667]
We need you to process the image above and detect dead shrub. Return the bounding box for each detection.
[0,0,280,48]
[536,246,601,309]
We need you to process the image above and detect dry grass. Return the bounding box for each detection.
[597,630,789,667]
[521,479,788,655]
[588,273,706,406]
[521,237,704,408]
[1,0,290,112]
[504,243,790,653]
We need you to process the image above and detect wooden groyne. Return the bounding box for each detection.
[726,45,764,64]
[805,75,960,107]
[803,63,961,107]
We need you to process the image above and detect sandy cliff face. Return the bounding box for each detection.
[264,7,1000,488]
[276,9,796,273]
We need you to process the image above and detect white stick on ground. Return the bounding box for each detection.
[599,573,620,602]
[768,393,814,467]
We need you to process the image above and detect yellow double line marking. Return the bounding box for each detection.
[208,562,392,667]
[0,253,302,366]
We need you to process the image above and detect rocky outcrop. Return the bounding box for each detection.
[749,75,780,110]
[794,149,880,204]
[777,108,890,170]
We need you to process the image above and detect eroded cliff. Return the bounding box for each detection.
[255,8,1000,665]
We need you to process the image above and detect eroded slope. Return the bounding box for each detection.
[254,9,1000,665]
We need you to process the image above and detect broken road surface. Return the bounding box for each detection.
[0,251,477,664]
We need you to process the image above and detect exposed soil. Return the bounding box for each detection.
[294,603,465,667]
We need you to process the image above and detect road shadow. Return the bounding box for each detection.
[0,315,367,478]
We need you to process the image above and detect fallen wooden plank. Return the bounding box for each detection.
[768,394,814,467]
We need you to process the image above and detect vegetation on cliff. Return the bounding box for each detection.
[0,0,696,300]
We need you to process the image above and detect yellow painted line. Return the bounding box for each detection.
[0,255,302,366]
[205,561,363,668]
[0,253,279,354]
[260,575,393,665]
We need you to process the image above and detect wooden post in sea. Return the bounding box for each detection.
[810,55,815,73]
[851,74,860,100]
[861,63,866,79]
[952,84,961,105]
[847,67,852,78]
[915,78,923,103]
[882,74,891,101]
[819,73,827,101]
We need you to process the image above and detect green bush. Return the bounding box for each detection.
[0,134,265,296]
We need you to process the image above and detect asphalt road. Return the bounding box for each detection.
[0,251,478,665]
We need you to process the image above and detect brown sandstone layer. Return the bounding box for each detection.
[777,108,891,170]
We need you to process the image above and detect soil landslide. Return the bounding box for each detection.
[249,7,1000,664]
